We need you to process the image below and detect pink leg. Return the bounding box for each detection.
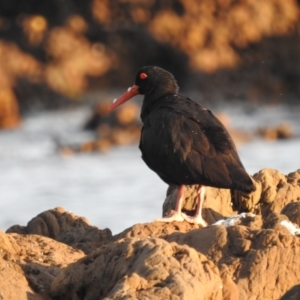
[183,185,207,226]
[155,185,185,222]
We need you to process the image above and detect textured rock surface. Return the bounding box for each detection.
[163,169,300,225]
[2,168,300,299]
[51,238,224,300]
[0,229,83,300]
[7,207,113,254]
[0,230,39,300]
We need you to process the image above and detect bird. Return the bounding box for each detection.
[109,66,256,226]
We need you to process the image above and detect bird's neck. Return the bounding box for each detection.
[140,81,179,122]
[140,92,174,122]
[146,79,179,100]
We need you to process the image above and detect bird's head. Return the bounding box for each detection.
[108,66,179,111]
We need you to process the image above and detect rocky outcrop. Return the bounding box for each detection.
[51,238,224,300]
[6,207,112,254]
[0,229,83,300]
[1,0,300,126]
[257,122,293,140]
[2,168,300,299]
[163,168,300,224]
[60,101,141,155]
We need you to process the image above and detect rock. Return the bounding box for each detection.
[281,284,300,300]
[257,122,293,140]
[66,101,141,153]
[0,86,21,129]
[0,230,24,300]
[281,202,300,226]
[252,169,300,218]
[114,220,198,240]
[113,214,300,300]
[8,233,84,294]
[7,207,113,254]
[2,168,300,299]
[0,229,83,300]
[162,169,300,226]
[50,238,224,300]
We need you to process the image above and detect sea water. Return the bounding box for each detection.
[0,104,299,234]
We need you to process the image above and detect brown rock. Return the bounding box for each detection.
[0,253,43,300]
[115,102,139,126]
[0,231,35,300]
[0,222,85,299]
[233,179,262,212]
[0,231,53,300]
[281,284,300,300]
[163,213,300,300]
[50,238,224,300]
[162,169,300,226]
[257,122,293,140]
[0,87,21,129]
[6,207,113,254]
[114,221,205,242]
[252,169,300,218]
[281,202,300,226]
[48,209,300,300]
[71,101,141,153]
[8,233,84,295]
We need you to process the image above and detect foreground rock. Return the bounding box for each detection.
[2,168,300,299]
[0,229,84,300]
[52,238,224,300]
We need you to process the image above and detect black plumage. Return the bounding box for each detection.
[109,66,256,225]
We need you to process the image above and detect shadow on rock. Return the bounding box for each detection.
[280,284,300,300]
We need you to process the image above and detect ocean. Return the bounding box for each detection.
[0,103,299,234]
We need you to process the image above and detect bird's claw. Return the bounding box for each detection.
[182,213,208,227]
[155,212,185,223]
[154,212,208,226]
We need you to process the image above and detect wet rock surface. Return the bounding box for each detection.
[2,168,300,299]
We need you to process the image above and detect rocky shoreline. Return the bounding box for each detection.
[1,168,300,299]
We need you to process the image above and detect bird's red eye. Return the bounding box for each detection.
[140,73,147,80]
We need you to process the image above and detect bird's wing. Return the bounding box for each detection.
[165,98,238,156]
[140,99,253,190]
[178,104,252,189]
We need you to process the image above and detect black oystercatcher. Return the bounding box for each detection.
[109,66,256,226]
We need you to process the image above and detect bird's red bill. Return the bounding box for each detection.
[108,85,140,110]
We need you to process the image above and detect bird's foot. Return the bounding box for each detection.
[182,213,208,227]
[155,211,184,223]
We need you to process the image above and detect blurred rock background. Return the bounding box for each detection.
[0,0,299,129]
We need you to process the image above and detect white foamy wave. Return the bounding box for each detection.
[213,213,256,227]
[280,220,300,235]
